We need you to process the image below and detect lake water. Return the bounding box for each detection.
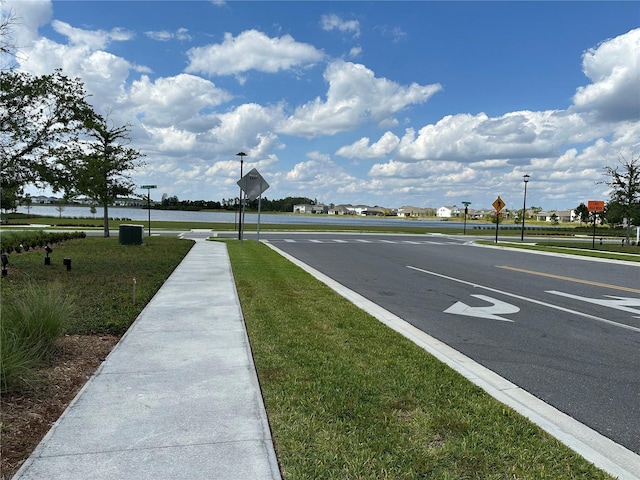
[17,205,475,229]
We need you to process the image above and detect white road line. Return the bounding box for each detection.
[407,266,640,333]
[379,240,396,243]
[284,239,296,243]
[356,239,372,243]
[402,241,422,244]
[333,239,348,243]
[309,239,323,243]
[264,242,640,480]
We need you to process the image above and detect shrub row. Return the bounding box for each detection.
[0,231,86,254]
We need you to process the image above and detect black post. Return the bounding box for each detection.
[495,211,500,243]
[147,189,151,237]
[237,152,246,240]
[464,207,467,235]
[521,174,530,241]
[592,212,597,249]
[462,201,470,235]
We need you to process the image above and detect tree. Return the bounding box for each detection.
[1,7,18,69]
[56,114,145,237]
[575,203,590,225]
[604,200,640,228]
[603,152,640,245]
[55,198,67,218]
[0,179,18,213]
[1,69,94,191]
[21,192,32,214]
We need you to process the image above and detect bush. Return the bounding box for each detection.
[0,230,86,255]
[1,282,74,393]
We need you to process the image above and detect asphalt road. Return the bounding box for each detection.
[251,232,640,454]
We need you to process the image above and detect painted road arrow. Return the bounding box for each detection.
[444,294,520,322]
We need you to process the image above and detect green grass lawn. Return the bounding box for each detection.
[1,235,194,335]
[227,240,613,480]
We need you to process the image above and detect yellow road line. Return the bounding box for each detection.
[496,265,640,294]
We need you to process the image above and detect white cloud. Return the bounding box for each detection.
[129,74,232,127]
[185,29,325,76]
[277,151,360,201]
[141,125,197,152]
[336,131,400,159]
[200,103,286,158]
[145,28,192,42]
[572,28,640,121]
[145,30,173,42]
[52,20,133,50]
[320,14,360,38]
[393,110,602,163]
[279,60,442,137]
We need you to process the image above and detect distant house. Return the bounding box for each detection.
[32,195,59,204]
[536,210,575,223]
[361,207,385,216]
[470,208,492,219]
[328,205,351,215]
[397,206,432,217]
[437,205,461,218]
[350,205,370,216]
[293,204,328,214]
[114,197,146,207]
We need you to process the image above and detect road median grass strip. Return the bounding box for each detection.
[227,241,612,479]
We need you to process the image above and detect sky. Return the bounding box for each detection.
[2,1,639,211]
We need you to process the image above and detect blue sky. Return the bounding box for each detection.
[3,1,639,211]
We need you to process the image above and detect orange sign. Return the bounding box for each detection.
[588,200,605,213]
[492,196,505,212]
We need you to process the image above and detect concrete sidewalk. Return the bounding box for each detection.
[14,239,282,480]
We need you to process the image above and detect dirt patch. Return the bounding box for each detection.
[1,334,120,479]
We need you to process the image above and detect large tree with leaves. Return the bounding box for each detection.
[0,69,94,202]
[55,114,145,237]
[603,152,640,245]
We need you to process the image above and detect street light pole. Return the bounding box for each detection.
[236,152,246,240]
[521,174,530,241]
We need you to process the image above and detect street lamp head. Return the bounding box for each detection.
[523,174,530,183]
[236,151,247,157]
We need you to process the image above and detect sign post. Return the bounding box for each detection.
[588,200,605,249]
[237,168,269,242]
[462,201,471,235]
[141,185,157,236]
[492,196,505,244]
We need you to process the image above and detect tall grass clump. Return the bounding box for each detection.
[1,282,74,393]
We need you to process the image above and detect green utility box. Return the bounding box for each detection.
[119,224,144,245]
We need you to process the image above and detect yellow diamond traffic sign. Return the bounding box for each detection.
[492,196,505,212]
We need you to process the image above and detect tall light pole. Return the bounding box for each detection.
[237,152,246,240]
[521,174,530,241]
